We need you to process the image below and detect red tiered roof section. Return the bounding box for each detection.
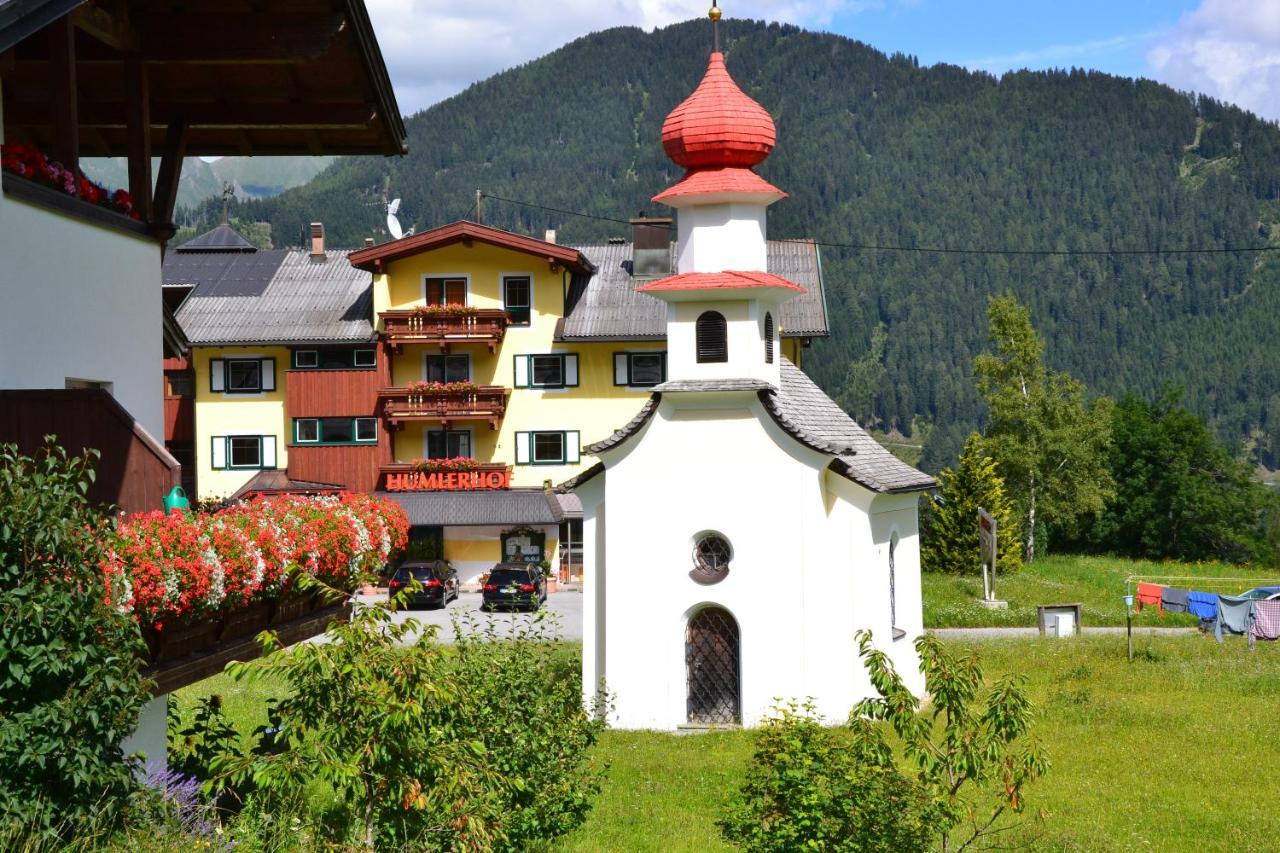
[654,52,784,206]
[637,270,805,294]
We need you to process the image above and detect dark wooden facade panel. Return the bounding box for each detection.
[286,368,381,418]
[287,444,381,492]
[0,389,180,515]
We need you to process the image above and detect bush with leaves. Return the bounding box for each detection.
[852,630,1048,852]
[719,700,932,852]
[211,579,606,850]
[0,441,149,838]
[922,433,1022,577]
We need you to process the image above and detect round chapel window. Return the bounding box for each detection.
[690,533,732,585]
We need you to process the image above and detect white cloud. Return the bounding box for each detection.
[366,1,877,115]
[1147,0,1280,122]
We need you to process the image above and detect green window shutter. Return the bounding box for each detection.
[210,359,225,392]
[513,354,530,388]
[565,353,579,387]
[613,352,629,386]
[566,431,581,464]
[211,436,227,469]
[515,431,531,465]
[261,358,276,392]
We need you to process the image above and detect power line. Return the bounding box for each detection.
[480,191,1280,258]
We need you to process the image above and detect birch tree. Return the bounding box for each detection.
[974,296,1113,561]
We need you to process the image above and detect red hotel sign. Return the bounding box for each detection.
[385,470,512,492]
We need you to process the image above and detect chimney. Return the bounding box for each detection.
[630,215,673,278]
[309,222,325,259]
[364,237,375,248]
[544,229,557,244]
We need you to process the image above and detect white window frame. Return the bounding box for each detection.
[353,349,377,368]
[422,351,472,383]
[514,353,579,390]
[217,435,276,470]
[424,427,474,460]
[354,417,378,443]
[294,350,319,369]
[614,351,666,388]
[225,358,264,394]
[295,418,320,443]
[514,430,580,466]
[501,272,534,326]
[421,273,471,306]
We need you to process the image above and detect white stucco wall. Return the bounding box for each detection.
[664,298,784,387]
[675,202,768,272]
[0,93,164,437]
[121,695,168,770]
[581,391,925,729]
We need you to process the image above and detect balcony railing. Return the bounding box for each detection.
[380,309,509,352]
[380,462,511,492]
[379,385,509,428]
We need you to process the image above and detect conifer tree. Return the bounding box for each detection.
[922,434,1022,577]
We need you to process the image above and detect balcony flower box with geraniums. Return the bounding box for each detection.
[410,303,478,318]
[100,493,409,664]
[412,456,482,473]
[2,143,142,220]
[407,380,481,399]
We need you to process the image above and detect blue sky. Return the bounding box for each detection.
[365,1,1280,122]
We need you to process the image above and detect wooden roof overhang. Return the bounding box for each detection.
[349,220,597,276]
[0,0,406,238]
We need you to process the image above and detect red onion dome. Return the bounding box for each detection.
[661,52,776,169]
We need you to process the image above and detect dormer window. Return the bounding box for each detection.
[764,312,774,364]
[696,311,727,363]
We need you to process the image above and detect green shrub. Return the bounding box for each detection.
[922,434,1022,577]
[0,441,149,839]
[719,701,932,852]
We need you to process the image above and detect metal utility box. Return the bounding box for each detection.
[1037,603,1082,638]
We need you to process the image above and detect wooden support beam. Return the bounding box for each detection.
[152,116,188,239]
[125,53,152,222]
[48,16,78,173]
[3,101,376,129]
[72,2,138,52]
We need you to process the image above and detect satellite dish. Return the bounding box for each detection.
[388,198,401,215]
[386,198,404,239]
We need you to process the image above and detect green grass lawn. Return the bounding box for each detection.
[176,633,1280,851]
[923,554,1280,628]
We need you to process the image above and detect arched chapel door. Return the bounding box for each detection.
[685,606,740,724]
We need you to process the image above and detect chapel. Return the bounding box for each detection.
[567,8,936,728]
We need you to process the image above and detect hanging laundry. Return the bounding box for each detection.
[1187,591,1219,621]
[1215,595,1256,646]
[1161,586,1190,614]
[1251,600,1280,643]
[1136,582,1164,615]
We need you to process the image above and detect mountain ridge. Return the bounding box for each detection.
[181,19,1280,467]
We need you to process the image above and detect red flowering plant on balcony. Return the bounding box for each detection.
[411,456,480,473]
[409,302,479,318]
[1,143,141,220]
[101,493,409,631]
[407,379,481,396]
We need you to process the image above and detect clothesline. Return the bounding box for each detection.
[1125,575,1280,583]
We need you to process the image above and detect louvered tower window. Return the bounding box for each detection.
[764,312,774,364]
[696,311,728,363]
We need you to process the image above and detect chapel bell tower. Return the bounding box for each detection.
[640,6,803,389]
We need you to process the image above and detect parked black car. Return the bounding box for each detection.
[388,560,459,609]
[481,563,546,611]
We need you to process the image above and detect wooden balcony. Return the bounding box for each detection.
[379,385,509,429]
[380,309,509,352]
[380,462,511,492]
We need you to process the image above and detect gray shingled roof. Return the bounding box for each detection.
[380,489,564,526]
[175,223,258,253]
[173,250,374,345]
[561,240,829,340]
[654,378,774,393]
[574,359,933,495]
[762,360,936,494]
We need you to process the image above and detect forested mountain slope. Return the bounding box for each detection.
[190,19,1280,468]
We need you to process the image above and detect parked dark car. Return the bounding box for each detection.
[388,560,459,609]
[481,563,546,611]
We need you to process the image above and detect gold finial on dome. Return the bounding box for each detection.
[709,1,721,51]
[708,1,722,20]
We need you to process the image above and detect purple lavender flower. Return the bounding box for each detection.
[143,760,229,847]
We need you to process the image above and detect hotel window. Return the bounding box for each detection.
[210,357,275,394]
[426,429,472,459]
[514,430,580,465]
[696,311,728,363]
[292,349,377,370]
[424,354,471,383]
[613,351,667,387]
[293,417,378,445]
[503,276,532,325]
[764,313,774,364]
[513,353,579,389]
[210,435,277,470]
[425,277,467,306]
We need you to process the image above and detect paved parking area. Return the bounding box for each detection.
[351,590,583,643]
